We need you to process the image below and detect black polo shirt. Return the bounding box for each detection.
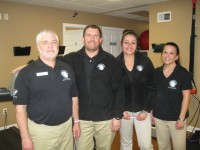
[83,51,99,93]
[13,59,78,125]
[153,65,192,121]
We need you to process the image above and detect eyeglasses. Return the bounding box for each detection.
[85,34,100,39]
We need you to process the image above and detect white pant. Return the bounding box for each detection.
[120,111,153,150]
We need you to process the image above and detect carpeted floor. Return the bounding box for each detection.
[0,127,199,150]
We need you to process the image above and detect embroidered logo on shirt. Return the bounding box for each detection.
[136,65,143,71]
[12,89,18,98]
[168,80,177,89]
[97,63,105,70]
[61,70,70,81]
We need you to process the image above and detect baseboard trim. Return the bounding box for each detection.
[0,124,18,131]
[187,125,200,133]
[152,126,156,137]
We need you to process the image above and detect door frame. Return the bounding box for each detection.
[62,23,86,46]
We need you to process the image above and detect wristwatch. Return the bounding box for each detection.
[178,118,185,122]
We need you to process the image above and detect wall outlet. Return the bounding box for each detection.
[3,108,7,115]
[4,13,8,20]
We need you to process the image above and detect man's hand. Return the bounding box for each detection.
[73,123,81,140]
[110,118,121,132]
[22,137,34,150]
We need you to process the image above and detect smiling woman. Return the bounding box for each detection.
[153,42,193,150]
[116,29,155,150]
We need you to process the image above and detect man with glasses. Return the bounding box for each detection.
[59,24,124,150]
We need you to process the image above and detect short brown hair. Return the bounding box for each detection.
[83,24,102,38]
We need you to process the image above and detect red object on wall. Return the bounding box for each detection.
[190,80,197,94]
[139,30,149,50]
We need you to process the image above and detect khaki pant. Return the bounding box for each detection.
[28,117,73,150]
[75,120,115,150]
[154,117,186,150]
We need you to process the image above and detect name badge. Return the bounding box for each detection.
[36,72,48,76]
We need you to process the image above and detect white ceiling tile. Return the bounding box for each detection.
[2,0,169,21]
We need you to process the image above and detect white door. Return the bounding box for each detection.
[63,24,124,57]
[63,29,83,54]
[63,23,86,55]
[101,27,124,57]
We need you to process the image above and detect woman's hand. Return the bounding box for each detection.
[137,111,148,121]
[175,120,185,130]
[123,111,131,120]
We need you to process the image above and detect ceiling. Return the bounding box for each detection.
[3,0,169,22]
